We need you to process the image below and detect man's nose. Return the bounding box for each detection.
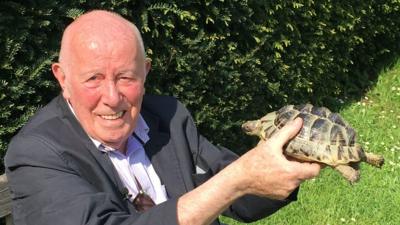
[102,81,121,107]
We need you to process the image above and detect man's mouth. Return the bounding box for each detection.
[99,111,125,120]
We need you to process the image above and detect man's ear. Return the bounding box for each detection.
[144,57,152,78]
[52,63,70,99]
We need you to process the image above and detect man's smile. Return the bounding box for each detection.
[98,110,126,120]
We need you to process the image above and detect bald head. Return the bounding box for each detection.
[59,10,145,68]
[51,10,151,151]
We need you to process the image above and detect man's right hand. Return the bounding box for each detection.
[235,117,322,199]
[177,117,322,225]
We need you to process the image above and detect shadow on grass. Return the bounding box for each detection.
[331,51,400,112]
[236,48,400,155]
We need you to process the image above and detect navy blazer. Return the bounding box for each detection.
[5,95,295,225]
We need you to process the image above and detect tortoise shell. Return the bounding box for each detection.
[242,104,384,168]
[242,104,385,183]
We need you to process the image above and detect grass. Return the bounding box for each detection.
[222,59,400,225]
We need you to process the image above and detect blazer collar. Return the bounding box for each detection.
[141,107,192,198]
[56,95,125,190]
[56,95,190,198]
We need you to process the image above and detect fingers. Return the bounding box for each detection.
[268,117,303,149]
[295,162,322,180]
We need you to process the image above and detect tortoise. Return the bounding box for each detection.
[241,104,384,184]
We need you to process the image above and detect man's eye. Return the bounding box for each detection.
[87,75,101,81]
[84,74,102,88]
[118,73,139,83]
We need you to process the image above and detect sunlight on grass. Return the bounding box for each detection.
[222,60,400,225]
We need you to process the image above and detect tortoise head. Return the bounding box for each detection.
[242,119,263,138]
[242,112,277,140]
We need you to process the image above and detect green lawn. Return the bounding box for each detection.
[222,60,400,225]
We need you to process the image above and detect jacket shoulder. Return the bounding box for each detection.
[6,96,84,167]
[142,95,191,121]
[17,96,65,135]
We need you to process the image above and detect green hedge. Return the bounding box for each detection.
[1,0,399,167]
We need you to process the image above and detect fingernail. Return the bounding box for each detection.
[288,118,300,125]
[294,117,303,124]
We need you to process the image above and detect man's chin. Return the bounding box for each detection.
[101,139,124,150]
[100,132,131,148]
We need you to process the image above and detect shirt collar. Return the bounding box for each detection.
[66,100,150,152]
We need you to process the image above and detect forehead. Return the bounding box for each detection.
[70,35,144,73]
[66,36,141,73]
[60,12,144,65]
[75,32,137,55]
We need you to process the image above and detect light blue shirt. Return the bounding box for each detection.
[67,103,168,204]
[93,116,168,204]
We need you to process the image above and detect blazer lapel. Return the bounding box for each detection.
[142,110,190,198]
[57,95,191,198]
[56,96,125,191]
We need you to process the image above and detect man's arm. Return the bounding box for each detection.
[6,94,320,225]
[177,118,321,225]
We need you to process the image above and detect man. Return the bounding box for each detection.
[5,10,321,225]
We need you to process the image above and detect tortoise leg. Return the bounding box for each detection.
[349,162,360,170]
[364,152,384,168]
[334,164,360,184]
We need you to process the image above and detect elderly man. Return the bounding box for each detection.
[5,10,321,225]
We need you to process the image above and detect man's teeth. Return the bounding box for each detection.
[100,111,124,120]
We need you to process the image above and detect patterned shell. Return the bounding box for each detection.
[243,104,383,173]
[274,104,356,146]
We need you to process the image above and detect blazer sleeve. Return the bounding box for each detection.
[178,102,298,223]
[196,135,298,223]
[5,133,179,225]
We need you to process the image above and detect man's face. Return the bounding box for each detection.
[55,33,149,151]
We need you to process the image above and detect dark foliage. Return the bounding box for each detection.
[1,0,399,172]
